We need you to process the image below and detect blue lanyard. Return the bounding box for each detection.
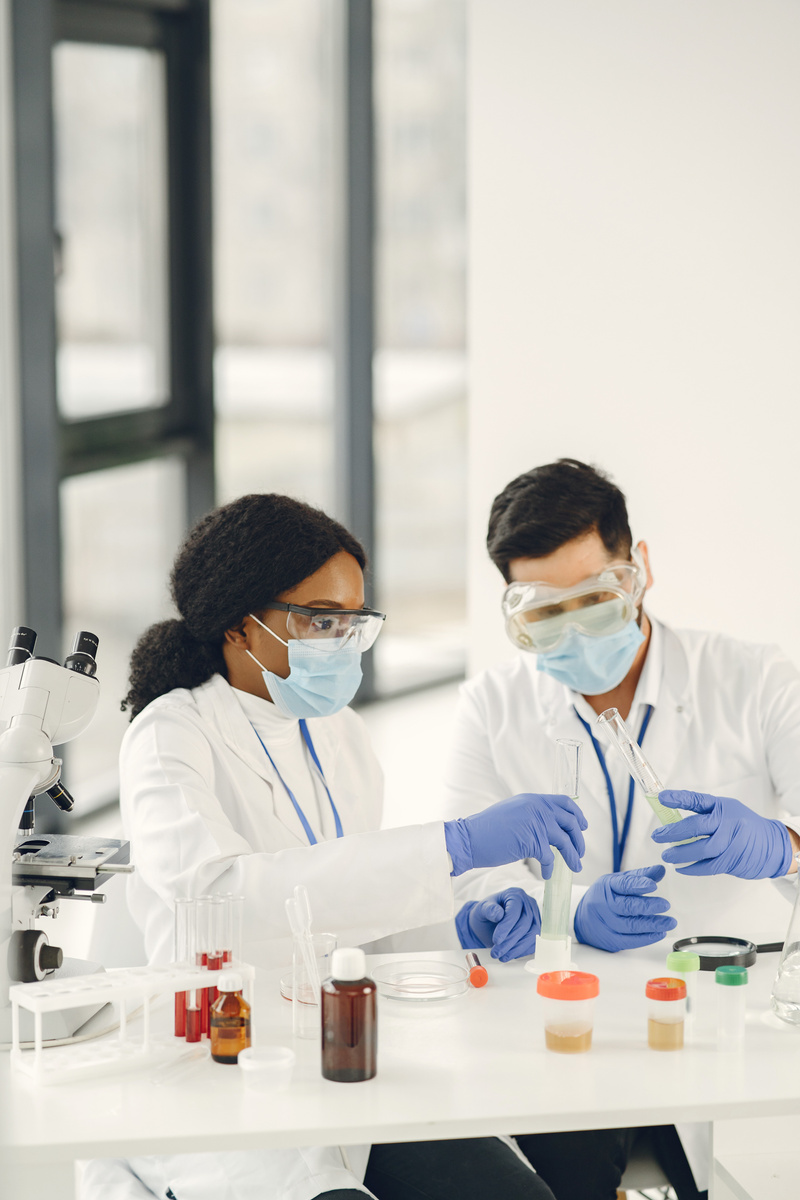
[250,719,344,846]
[572,703,654,872]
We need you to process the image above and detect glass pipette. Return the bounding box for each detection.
[530,738,582,974]
[596,707,681,827]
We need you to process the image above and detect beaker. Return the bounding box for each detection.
[535,739,582,972]
[293,931,337,1039]
[770,853,800,1025]
[596,708,681,827]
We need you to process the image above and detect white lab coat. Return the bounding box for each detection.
[81,672,456,1200]
[443,617,800,1187]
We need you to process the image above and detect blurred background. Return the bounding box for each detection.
[0,0,466,823]
[1,0,799,835]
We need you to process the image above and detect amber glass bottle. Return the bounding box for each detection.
[321,948,377,1083]
[210,971,251,1064]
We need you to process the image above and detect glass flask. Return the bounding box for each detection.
[770,853,800,1025]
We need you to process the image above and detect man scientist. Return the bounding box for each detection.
[443,457,800,1200]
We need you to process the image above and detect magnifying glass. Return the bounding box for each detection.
[672,936,783,971]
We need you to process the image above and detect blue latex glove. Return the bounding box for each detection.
[574,864,676,952]
[456,888,542,961]
[653,790,793,879]
[444,793,587,878]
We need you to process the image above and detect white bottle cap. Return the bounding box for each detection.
[331,948,366,981]
[217,971,243,992]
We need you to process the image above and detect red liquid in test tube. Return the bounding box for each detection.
[186,1000,201,1043]
[174,990,187,1038]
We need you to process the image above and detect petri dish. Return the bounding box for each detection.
[371,960,469,1004]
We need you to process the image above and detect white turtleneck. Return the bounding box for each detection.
[231,686,332,842]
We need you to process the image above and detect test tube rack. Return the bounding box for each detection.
[10,961,255,1086]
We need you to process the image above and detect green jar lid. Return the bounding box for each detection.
[715,965,748,986]
[666,951,701,973]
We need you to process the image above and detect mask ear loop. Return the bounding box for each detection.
[244,614,290,672]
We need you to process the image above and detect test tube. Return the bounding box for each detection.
[222,894,244,965]
[173,898,195,1038]
[534,739,582,973]
[596,708,681,827]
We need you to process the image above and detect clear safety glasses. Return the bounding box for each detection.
[262,602,386,653]
[502,555,646,654]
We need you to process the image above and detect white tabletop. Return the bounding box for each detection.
[2,944,800,1177]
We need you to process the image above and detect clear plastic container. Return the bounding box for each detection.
[536,970,599,1053]
[716,965,748,1047]
[646,977,686,1050]
[666,950,700,1041]
[238,1045,295,1092]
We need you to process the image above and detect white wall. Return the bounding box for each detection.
[468,0,800,674]
[0,0,22,642]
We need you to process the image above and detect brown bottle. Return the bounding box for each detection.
[210,971,251,1064]
[321,948,377,1082]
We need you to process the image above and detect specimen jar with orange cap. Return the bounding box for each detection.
[646,977,687,1050]
[536,970,599,1053]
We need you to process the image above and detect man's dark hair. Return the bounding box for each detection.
[487,458,632,582]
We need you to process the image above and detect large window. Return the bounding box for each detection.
[54,41,169,418]
[212,0,334,511]
[373,0,467,692]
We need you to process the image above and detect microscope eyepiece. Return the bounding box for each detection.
[6,626,36,667]
[64,630,99,677]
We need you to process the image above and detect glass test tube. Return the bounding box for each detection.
[222,894,244,965]
[596,708,680,826]
[540,739,582,942]
[173,898,195,1038]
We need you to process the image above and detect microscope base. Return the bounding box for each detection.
[1,956,107,1047]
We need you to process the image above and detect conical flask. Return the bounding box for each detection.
[770,853,800,1025]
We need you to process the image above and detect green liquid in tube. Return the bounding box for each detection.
[646,793,683,827]
[540,817,575,942]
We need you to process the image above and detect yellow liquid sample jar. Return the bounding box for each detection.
[646,977,686,1051]
[537,970,600,1054]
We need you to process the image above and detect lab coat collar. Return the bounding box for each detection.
[192,672,297,783]
[540,617,694,787]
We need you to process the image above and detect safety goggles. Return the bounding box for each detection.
[261,602,386,653]
[502,555,646,654]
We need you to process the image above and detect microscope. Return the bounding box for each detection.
[1,626,132,1044]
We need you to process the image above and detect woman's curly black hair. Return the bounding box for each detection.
[122,493,366,719]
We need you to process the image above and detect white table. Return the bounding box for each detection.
[2,944,799,1200]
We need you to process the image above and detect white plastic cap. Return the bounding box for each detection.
[331,947,366,981]
[217,970,243,992]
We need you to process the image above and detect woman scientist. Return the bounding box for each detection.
[81,493,585,1200]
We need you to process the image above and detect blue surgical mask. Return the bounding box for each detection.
[245,618,362,718]
[535,620,645,695]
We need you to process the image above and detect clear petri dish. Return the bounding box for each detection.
[371,960,469,1004]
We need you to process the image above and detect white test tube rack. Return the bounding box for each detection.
[10,960,255,1087]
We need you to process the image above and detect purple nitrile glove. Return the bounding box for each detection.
[653,790,792,879]
[456,888,542,961]
[574,864,676,952]
[444,792,587,877]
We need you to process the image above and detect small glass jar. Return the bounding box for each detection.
[716,965,748,1047]
[646,977,686,1050]
[536,970,599,1053]
[210,970,251,1064]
